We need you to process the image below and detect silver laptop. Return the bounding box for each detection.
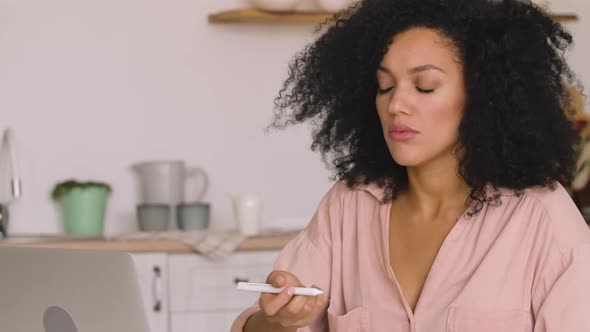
[0,246,149,332]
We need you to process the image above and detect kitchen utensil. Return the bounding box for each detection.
[177,203,210,230]
[230,193,263,236]
[132,160,209,229]
[248,0,302,12]
[137,204,170,232]
[315,0,356,12]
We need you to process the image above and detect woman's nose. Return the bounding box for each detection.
[387,88,410,115]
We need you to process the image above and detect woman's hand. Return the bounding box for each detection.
[258,270,326,328]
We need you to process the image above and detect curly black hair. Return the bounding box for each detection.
[270,0,581,213]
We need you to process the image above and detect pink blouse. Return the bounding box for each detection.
[231,181,590,331]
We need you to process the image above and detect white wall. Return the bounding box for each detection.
[0,0,588,236]
[546,1,590,91]
[0,0,333,235]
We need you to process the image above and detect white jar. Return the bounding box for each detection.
[315,0,357,12]
[231,193,263,236]
[248,0,303,12]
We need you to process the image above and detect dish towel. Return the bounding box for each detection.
[114,230,247,261]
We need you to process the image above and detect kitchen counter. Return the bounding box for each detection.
[0,232,296,253]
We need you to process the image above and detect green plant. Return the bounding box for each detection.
[51,179,112,201]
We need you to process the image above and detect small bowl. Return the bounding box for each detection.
[137,204,170,232]
[315,0,356,13]
[248,0,302,12]
[176,203,210,231]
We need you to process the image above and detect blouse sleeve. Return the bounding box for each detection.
[532,244,590,331]
[230,184,342,332]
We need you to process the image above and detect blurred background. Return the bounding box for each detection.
[0,0,587,236]
[0,0,337,236]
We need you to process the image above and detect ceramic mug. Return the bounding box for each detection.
[137,204,170,232]
[132,160,209,230]
[177,203,210,230]
[315,0,356,12]
[231,193,263,236]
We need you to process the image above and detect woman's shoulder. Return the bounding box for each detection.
[515,182,590,250]
[300,180,383,248]
[519,182,580,222]
[323,180,385,204]
[310,180,384,230]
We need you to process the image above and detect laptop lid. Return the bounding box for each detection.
[0,247,149,332]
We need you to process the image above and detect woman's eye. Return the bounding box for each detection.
[377,87,394,94]
[416,87,435,93]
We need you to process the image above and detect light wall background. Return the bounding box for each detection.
[0,0,587,235]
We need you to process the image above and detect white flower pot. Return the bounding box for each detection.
[315,0,356,12]
[248,0,303,12]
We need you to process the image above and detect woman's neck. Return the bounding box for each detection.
[402,157,472,222]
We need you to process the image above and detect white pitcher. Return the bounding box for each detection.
[132,160,209,229]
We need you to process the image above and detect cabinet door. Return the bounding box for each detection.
[170,312,241,332]
[168,251,279,313]
[131,253,169,332]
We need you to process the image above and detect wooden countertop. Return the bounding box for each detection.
[0,233,296,253]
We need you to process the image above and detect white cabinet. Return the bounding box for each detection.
[168,251,279,313]
[131,253,170,332]
[168,251,278,332]
[131,250,280,332]
[170,312,242,332]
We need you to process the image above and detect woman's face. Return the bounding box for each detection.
[376,27,466,168]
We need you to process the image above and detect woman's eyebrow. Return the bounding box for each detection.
[377,64,446,75]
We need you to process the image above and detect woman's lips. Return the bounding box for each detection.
[390,131,418,141]
[390,125,419,141]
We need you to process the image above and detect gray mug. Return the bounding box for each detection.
[137,204,170,232]
[177,203,210,230]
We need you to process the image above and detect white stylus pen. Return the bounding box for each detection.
[236,282,324,296]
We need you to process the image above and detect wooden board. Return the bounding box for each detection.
[208,9,336,24]
[208,9,578,24]
[552,14,579,22]
[0,233,296,253]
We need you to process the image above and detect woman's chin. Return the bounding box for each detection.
[389,145,425,167]
[392,155,422,167]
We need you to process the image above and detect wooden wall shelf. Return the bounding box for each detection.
[208,9,333,24]
[552,14,579,22]
[208,9,579,24]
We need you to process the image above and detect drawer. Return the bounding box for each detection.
[171,251,279,268]
[169,251,280,312]
[171,311,241,332]
[131,254,169,332]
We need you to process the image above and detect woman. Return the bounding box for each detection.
[232,0,590,331]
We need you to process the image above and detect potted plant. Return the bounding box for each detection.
[51,179,112,236]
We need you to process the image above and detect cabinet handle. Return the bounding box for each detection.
[234,277,249,284]
[152,266,163,312]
